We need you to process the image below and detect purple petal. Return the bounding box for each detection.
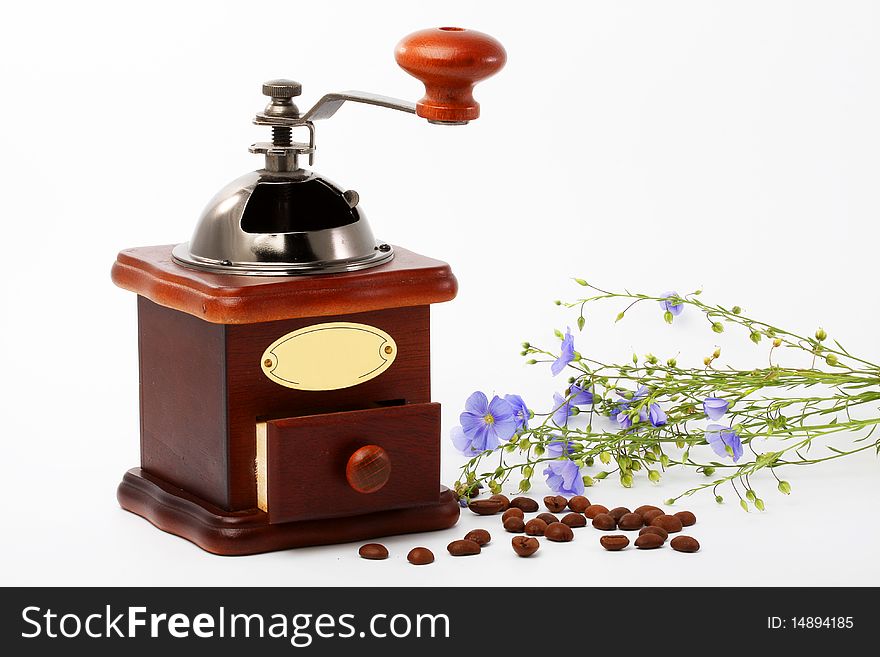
[487,395,515,423]
[552,392,572,426]
[459,411,484,436]
[703,396,730,421]
[464,391,489,416]
[649,403,667,427]
[450,426,478,456]
[569,384,594,405]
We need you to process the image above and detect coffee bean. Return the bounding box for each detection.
[447,539,481,556]
[537,512,559,525]
[464,529,491,546]
[544,495,568,513]
[407,547,434,565]
[618,512,644,530]
[635,533,664,549]
[639,525,668,542]
[503,516,526,533]
[634,504,662,517]
[512,536,540,557]
[670,535,700,553]
[641,509,664,525]
[510,496,540,512]
[600,535,630,551]
[609,506,631,522]
[591,513,617,530]
[651,514,683,533]
[561,512,587,528]
[468,499,504,516]
[674,511,697,527]
[545,522,574,542]
[585,504,609,519]
[568,495,591,513]
[358,543,389,560]
[525,518,548,536]
[502,508,524,522]
[489,494,510,511]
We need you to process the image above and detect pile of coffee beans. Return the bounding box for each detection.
[359,494,701,564]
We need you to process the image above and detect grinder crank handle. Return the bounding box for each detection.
[395,26,507,124]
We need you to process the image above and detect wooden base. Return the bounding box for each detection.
[117,468,460,556]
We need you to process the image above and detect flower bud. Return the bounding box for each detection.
[554,328,564,339]
[739,499,749,512]
[712,347,721,359]
[504,444,516,453]
[594,471,608,480]
[489,480,501,494]
[755,498,765,511]
[647,353,658,364]
[772,338,782,347]
[616,311,626,322]
[825,354,839,366]
[693,289,702,295]
[518,437,530,450]
[750,331,762,344]
[526,359,537,365]
[715,495,724,504]
[667,358,677,367]
[712,322,724,334]
[534,445,545,456]
[702,466,715,476]
[520,350,528,356]
[583,475,594,487]
[746,489,757,502]
[648,469,661,483]
[577,316,586,331]
[663,310,674,324]
[519,479,531,492]
[599,452,611,465]
[574,278,588,286]
[570,407,580,415]
[632,353,639,364]
[703,357,712,366]
[522,465,534,477]
[631,461,642,472]
[732,305,742,314]
[660,454,670,468]
[554,300,561,306]
[585,456,594,467]
[620,473,633,488]
[778,480,791,495]
[573,351,582,361]
[521,341,531,349]
[815,328,827,342]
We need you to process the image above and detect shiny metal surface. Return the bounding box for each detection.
[172,169,393,276]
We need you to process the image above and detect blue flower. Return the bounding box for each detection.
[504,394,530,432]
[617,406,647,430]
[456,391,517,453]
[544,459,585,496]
[703,396,730,420]
[659,291,684,316]
[551,328,575,376]
[648,403,667,427]
[450,426,481,457]
[552,392,574,426]
[547,439,575,458]
[568,383,594,405]
[706,424,743,461]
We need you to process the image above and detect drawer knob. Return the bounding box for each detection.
[346,445,391,494]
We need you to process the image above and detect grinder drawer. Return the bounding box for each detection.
[256,402,441,524]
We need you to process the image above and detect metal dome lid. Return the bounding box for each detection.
[171,168,392,276]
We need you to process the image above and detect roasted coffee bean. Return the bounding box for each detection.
[502,507,524,522]
[641,509,664,525]
[635,533,664,549]
[358,543,389,560]
[503,517,526,533]
[634,504,662,517]
[525,518,548,536]
[510,496,540,512]
[464,529,491,546]
[545,522,574,542]
[512,536,540,557]
[674,511,697,527]
[600,535,630,551]
[544,495,568,513]
[489,494,511,511]
[639,525,668,542]
[407,547,434,565]
[591,513,617,531]
[609,506,631,522]
[537,512,559,525]
[468,499,504,516]
[670,535,700,553]
[447,539,481,556]
[561,512,587,528]
[568,495,591,513]
[585,504,609,519]
[651,514,683,533]
[618,512,644,530]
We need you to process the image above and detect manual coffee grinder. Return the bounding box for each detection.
[111,27,506,555]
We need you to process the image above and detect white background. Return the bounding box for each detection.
[1,0,878,586]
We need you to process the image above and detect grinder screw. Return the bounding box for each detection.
[261,79,302,147]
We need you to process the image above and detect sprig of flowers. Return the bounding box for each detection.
[451,282,880,511]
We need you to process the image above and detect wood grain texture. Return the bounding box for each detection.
[118,468,460,556]
[225,305,431,510]
[395,27,506,123]
[264,403,440,524]
[346,445,392,494]
[112,244,457,325]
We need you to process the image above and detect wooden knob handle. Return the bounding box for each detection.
[395,27,506,123]
[346,444,391,494]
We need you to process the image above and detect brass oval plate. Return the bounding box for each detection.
[260,322,397,391]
